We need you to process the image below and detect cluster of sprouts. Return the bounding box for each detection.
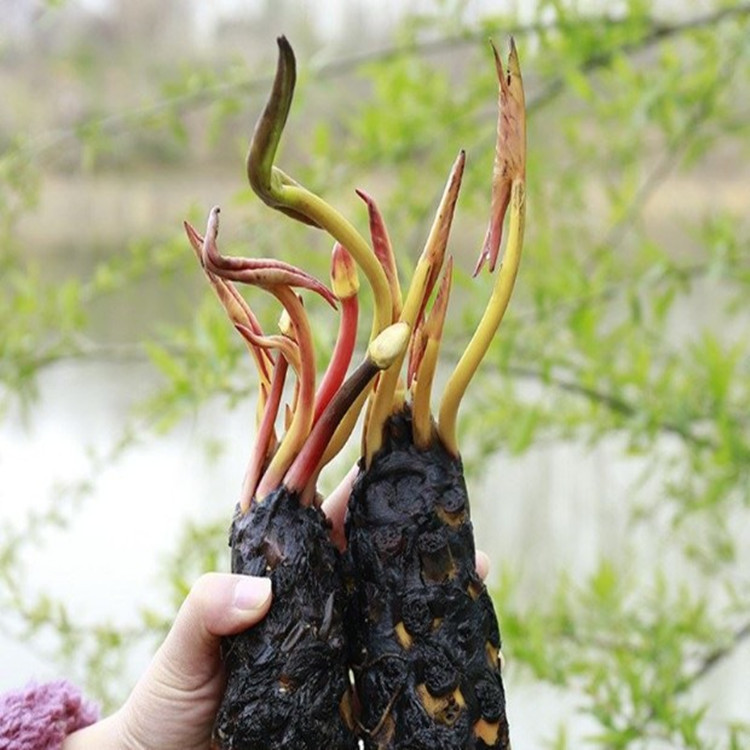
[184,36,526,511]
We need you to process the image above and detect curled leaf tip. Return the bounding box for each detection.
[247,39,295,196]
[412,147,464,324]
[356,188,402,321]
[474,37,526,277]
[208,205,220,234]
[246,36,319,227]
[200,206,337,308]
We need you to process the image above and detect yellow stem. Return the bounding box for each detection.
[412,337,440,449]
[363,151,464,464]
[437,178,526,456]
[256,287,315,498]
[275,178,392,340]
[412,256,453,449]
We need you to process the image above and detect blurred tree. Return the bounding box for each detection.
[112,0,193,57]
[1,1,749,747]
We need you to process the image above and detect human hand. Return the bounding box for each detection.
[62,572,272,750]
[63,470,489,749]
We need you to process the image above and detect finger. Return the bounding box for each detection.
[320,463,358,550]
[155,573,272,688]
[476,549,490,581]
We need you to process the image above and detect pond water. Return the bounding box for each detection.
[2,327,747,745]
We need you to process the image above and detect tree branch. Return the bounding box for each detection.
[680,618,750,690]
[21,5,750,160]
[606,617,750,748]
[505,363,715,449]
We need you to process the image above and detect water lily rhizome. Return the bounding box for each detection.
[186,35,525,750]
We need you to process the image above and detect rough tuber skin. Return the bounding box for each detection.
[212,488,356,750]
[346,410,509,750]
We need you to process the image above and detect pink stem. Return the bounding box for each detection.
[239,355,288,512]
[235,324,301,374]
[185,220,274,385]
[255,286,316,499]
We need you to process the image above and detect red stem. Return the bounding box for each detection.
[284,356,379,498]
[313,295,359,424]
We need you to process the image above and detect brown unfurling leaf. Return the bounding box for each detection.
[474,38,526,276]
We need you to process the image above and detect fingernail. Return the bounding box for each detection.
[476,550,491,579]
[233,577,272,610]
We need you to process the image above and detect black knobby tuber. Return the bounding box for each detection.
[346,411,509,750]
[212,489,356,750]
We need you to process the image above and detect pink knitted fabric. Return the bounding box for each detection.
[0,681,99,750]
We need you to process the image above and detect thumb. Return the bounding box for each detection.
[155,572,272,689]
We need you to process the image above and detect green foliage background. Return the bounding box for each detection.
[1,1,749,746]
